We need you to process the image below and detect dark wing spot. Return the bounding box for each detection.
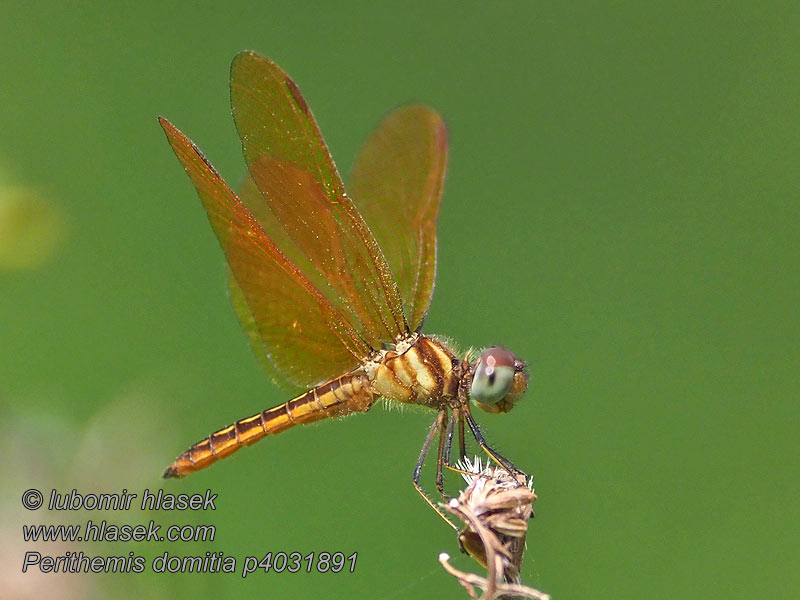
[284,76,309,114]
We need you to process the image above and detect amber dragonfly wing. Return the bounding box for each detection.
[348,105,448,331]
[235,105,449,387]
[159,118,369,387]
[229,52,407,353]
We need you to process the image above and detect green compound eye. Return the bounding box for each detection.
[470,346,516,405]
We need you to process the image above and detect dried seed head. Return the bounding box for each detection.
[438,457,546,599]
[448,457,536,583]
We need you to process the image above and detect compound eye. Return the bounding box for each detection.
[470,347,516,405]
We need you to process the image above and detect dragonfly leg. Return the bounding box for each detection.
[442,409,457,470]
[440,409,480,479]
[412,410,457,530]
[441,409,470,474]
[462,407,525,477]
[434,409,450,498]
[458,410,467,461]
[413,411,440,485]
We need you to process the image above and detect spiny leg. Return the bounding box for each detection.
[462,407,524,477]
[441,408,497,478]
[412,410,457,530]
[458,410,467,461]
[442,409,470,473]
[442,409,457,469]
[413,412,440,489]
[434,408,450,497]
[441,409,476,477]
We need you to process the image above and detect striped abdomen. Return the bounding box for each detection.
[163,372,374,478]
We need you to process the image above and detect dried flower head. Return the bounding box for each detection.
[439,457,548,600]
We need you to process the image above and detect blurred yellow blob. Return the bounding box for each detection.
[0,183,66,270]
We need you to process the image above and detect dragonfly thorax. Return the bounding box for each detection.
[367,334,462,410]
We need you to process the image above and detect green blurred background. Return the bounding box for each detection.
[1,2,798,598]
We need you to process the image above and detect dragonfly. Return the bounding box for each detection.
[159,52,529,519]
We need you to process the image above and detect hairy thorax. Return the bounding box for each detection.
[365,333,462,409]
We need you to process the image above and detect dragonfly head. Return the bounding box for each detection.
[468,346,528,414]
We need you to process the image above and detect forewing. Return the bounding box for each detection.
[347,106,448,330]
[229,51,408,348]
[159,117,369,388]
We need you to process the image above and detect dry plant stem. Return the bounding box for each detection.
[439,554,550,600]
